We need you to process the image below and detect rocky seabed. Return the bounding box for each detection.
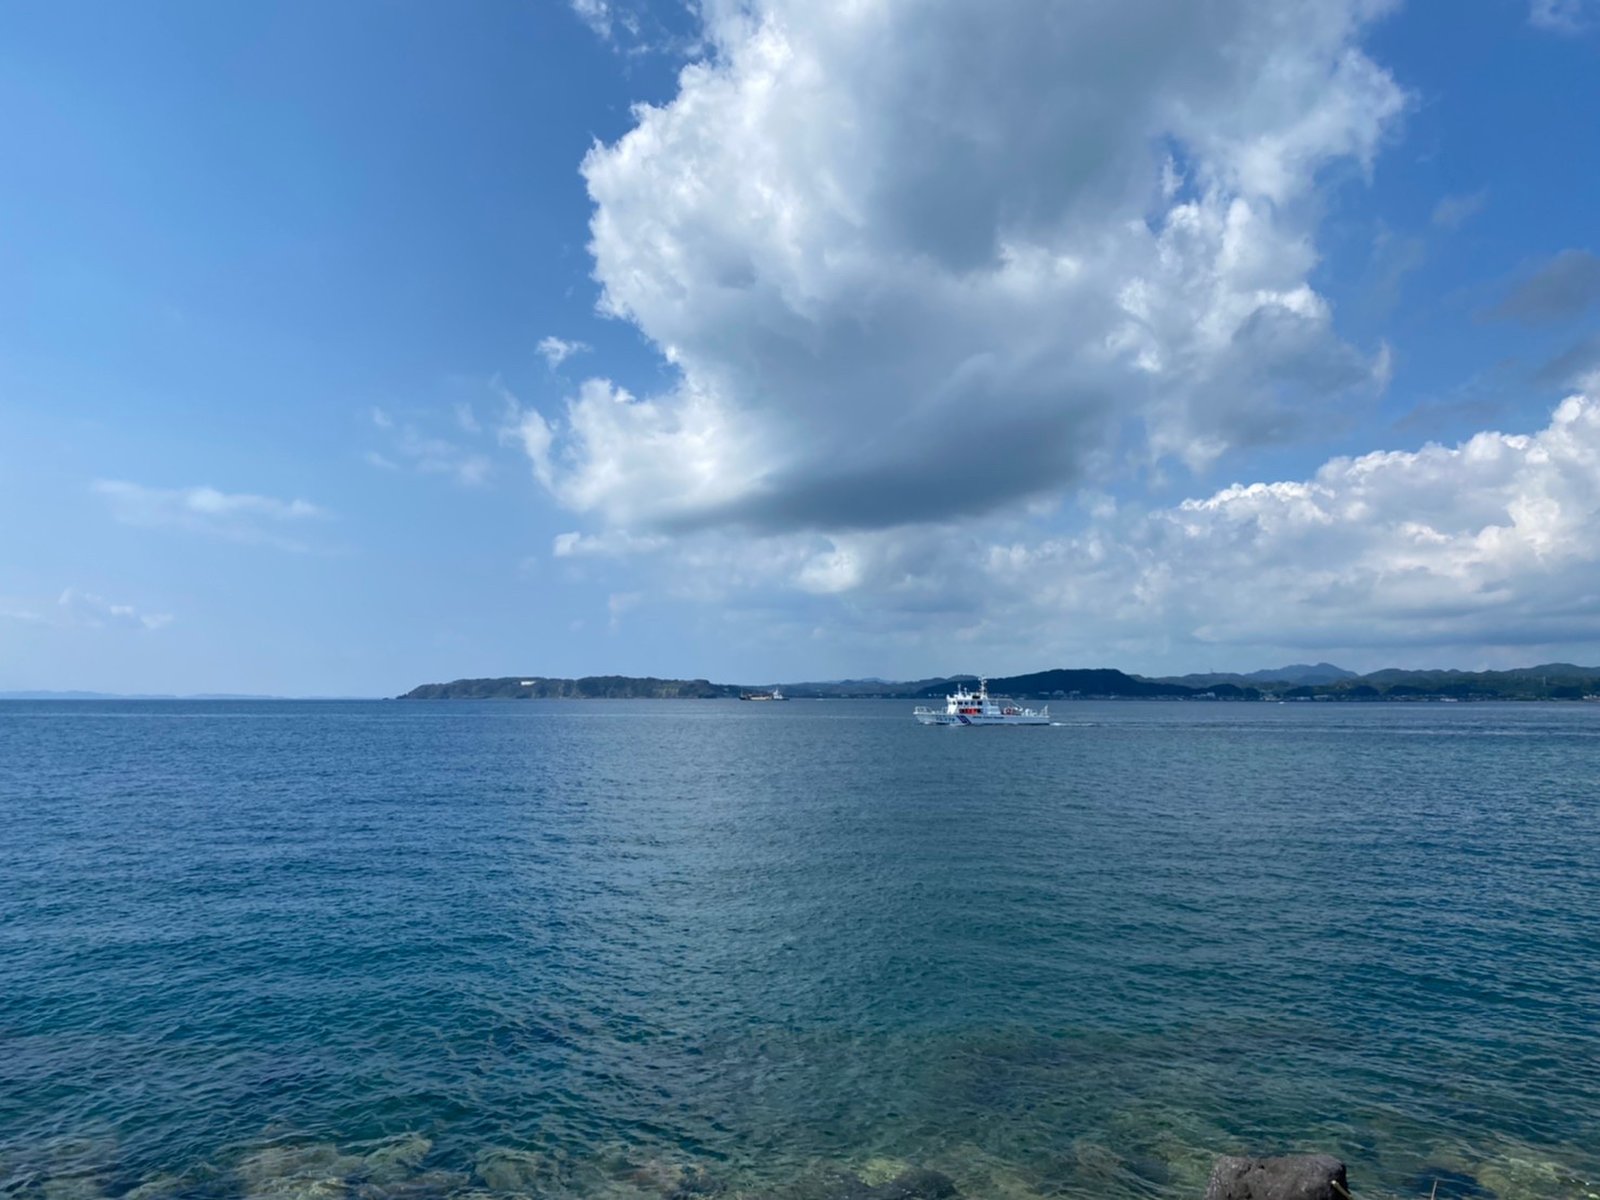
[2,1132,1597,1200]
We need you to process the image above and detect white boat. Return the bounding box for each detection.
[914,679,1050,726]
[740,687,787,701]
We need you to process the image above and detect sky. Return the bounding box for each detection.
[3,0,1600,695]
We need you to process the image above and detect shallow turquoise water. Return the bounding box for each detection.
[2,700,1598,1200]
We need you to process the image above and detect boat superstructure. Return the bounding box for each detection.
[914,679,1050,726]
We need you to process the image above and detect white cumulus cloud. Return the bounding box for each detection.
[517,0,1405,536]
[514,1,1600,668]
[557,390,1600,670]
[988,391,1600,660]
[960,390,1600,664]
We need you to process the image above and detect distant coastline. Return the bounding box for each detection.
[396,663,1600,703]
[0,691,376,701]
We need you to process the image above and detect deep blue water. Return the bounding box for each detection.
[2,700,1598,1200]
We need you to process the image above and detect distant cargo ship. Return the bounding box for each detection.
[739,687,787,701]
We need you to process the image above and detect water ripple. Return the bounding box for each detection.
[2,699,1598,1200]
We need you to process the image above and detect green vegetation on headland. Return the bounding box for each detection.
[398,675,740,700]
[398,662,1600,701]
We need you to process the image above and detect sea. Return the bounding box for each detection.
[3,699,1598,1200]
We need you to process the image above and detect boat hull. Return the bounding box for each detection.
[914,711,1051,726]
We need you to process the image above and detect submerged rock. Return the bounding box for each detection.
[473,1149,572,1195]
[1124,1154,1172,1187]
[22,1137,121,1200]
[773,1167,958,1200]
[236,1143,363,1200]
[854,1162,914,1189]
[663,1166,724,1200]
[353,1170,466,1200]
[38,1164,114,1200]
[1406,1168,1494,1198]
[870,1170,957,1200]
[1474,1152,1590,1200]
[619,1159,705,1197]
[359,1137,434,1186]
[919,1148,1044,1200]
[1068,1139,1128,1189]
[586,1152,721,1200]
[40,1171,112,1200]
[120,1174,190,1200]
[1204,1155,1348,1200]
[252,1180,344,1200]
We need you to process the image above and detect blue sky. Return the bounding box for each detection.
[3,0,1600,695]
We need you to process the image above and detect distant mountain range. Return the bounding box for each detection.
[397,663,1600,702]
[1265,662,1361,685]
[13,663,1598,703]
[1145,662,1357,687]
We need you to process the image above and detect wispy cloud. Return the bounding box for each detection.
[1362,225,1426,317]
[566,0,701,56]
[453,402,482,434]
[570,0,623,40]
[1431,189,1487,230]
[3,588,172,631]
[57,587,173,631]
[1486,250,1600,324]
[1536,333,1600,389]
[367,406,493,487]
[553,529,667,558]
[93,480,324,550]
[1529,0,1598,33]
[607,590,643,630]
[537,336,589,369]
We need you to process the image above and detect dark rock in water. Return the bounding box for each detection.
[1205,1155,1348,1200]
[1406,1168,1494,1198]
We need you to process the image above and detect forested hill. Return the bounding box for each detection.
[398,668,1189,700]
[917,668,1193,699]
[398,663,1600,701]
[398,676,740,700]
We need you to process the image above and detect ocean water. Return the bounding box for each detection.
[2,700,1598,1200]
